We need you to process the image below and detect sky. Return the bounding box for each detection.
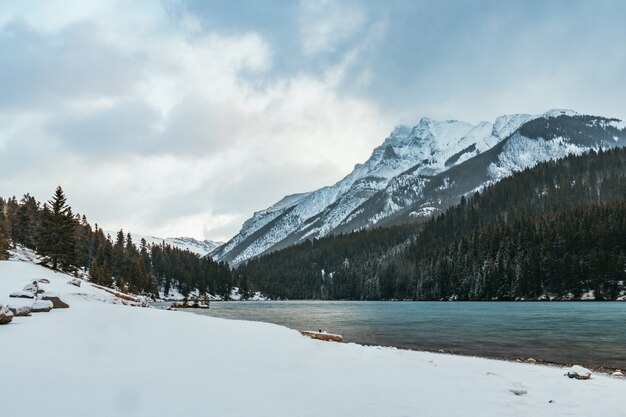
[1,0,626,242]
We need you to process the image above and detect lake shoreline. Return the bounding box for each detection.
[183,306,625,375]
[170,300,626,371]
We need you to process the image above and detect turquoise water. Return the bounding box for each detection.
[179,301,626,369]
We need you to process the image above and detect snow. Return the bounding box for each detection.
[487,134,586,180]
[2,254,626,417]
[541,109,580,118]
[248,291,269,301]
[229,286,242,301]
[227,287,268,301]
[581,290,596,301]
[31,299,53,309]
[159,286,222,302]
[609,119,626,130]
[492,113,534,139]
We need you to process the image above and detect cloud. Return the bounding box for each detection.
[48,99,162,156]
[0,0,391,241]
[0,20,143,111]
[2,0,626,242]
[299,0,367,55]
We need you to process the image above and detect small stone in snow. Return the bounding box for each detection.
[23,281,43,294]
[8,305,32,316]
[42,295,70,309]
[0,305,15,324]
[566,365,592,380]
[9,291,35,299]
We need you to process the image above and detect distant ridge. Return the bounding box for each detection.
[106,232,223,257]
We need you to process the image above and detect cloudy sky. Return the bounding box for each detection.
[1,0,625,241]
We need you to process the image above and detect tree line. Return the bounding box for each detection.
[238,148,626,300]
[0,187,234,298]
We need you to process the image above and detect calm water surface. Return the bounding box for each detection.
[166,301,626,369]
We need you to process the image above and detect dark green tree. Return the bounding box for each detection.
[0,209,10,260]
[38,186,77,271]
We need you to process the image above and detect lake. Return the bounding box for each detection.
[167,301,626,369]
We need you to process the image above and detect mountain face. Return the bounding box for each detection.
[213,110,626,265]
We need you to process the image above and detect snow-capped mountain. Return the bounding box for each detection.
[213,110,626,265]
[107,232,223,257]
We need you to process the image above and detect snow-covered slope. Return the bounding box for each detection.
[213,110,626,265]
[2,254,625,417]
[209,192,310,261]
[108,232,223,257]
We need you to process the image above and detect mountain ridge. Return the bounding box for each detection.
[106,232,223,258]
[213,109,626,265]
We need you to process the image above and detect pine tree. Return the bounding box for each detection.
[38,186,77,271]
[14,194,40,249]
[239,274,249,300]
[0,210,10,260]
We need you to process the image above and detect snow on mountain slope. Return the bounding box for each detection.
[215,119,475,263]
[487,134,585,180]
[214,110,626,265]
[348,111,626,229]
[209,192,311,260]
[214,115,522,264]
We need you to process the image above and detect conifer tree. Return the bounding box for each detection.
[38,186,77,271]
[0,210,10,260]
[14,194,40,249]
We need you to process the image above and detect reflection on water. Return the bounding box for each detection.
[159,301,626,369]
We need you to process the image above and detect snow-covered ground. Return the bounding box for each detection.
[1,253,625,417]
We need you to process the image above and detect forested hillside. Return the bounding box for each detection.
[239,148,626,300]
[0,187,233,297]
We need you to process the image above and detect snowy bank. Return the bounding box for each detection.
[1,257,625,417]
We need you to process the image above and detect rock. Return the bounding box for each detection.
[526,358,537,363]
[41,295,69,309]
[8,306,32,317]
[31,300,54,313]
[37,278,51,284]
[10,291,35,299]
[610,370,624,377]
[0,305,14,324]
[23,281,43,294]
[566,365,592,380]
[69,278,82,287]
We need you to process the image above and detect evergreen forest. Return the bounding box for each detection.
[0,187,233,298]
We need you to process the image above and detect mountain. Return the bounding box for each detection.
[213,110,626,265]
[107,232,223,257]
[238,147,626,301]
